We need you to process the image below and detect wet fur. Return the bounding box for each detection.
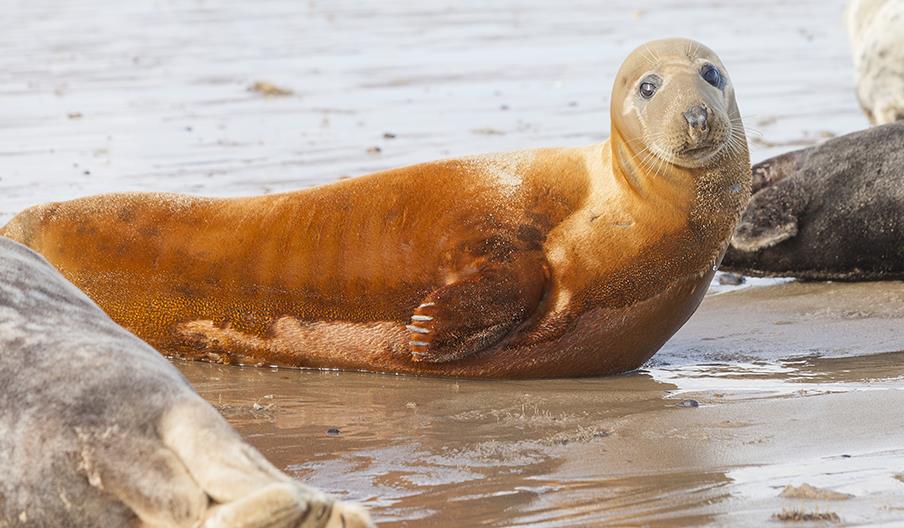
[723,122,904,280]
[0,238,372,527]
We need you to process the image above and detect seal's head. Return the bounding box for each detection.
[611,38,743,170]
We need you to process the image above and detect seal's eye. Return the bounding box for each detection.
[701,64,722,88]
[639,82,656,99]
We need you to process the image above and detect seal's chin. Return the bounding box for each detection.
[680,139,727,162]
[648,138,728,170]
[683,143,716,155]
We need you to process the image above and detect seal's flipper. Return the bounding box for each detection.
[161,399,374,528]
[408,253,547,363]
[731,217,798,252]
[751,147,811,193]
[75,428,208,528]
[731,178,808,253]
[203,482,372,528]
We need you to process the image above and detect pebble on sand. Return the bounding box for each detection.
[717,272,745,286]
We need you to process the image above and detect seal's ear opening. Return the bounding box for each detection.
[730,218,798,252]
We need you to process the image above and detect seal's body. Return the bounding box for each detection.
[723,122,904,280]
[2,38,750,378]
[846,0,904,124]
[0,237,372,527]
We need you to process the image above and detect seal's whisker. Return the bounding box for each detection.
[638,150,659,173]
[743,127,763,137]
[650,45,662,62]
[724,137,741,157]
[687,40,699,59]
[636,143,663,175]
[627,132,665,154]
[633,145,653,160]
[652,149,668,179]
[730,126,752,144]
[633,146,653,169]
[725,130,749,156]
[642,44,658,66]
[730,116,762,137]
[724,130,742,151]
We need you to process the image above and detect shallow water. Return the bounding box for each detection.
[3,0,903,525]
[180,282,904,526]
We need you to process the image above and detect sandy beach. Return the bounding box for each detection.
[2,0,902,526]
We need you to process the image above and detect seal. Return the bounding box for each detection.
[722,122,904,280]
[0,237,373,528]
[1,38,750,378]
[846,0,904,124]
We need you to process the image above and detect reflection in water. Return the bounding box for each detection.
[180,347,904,527]
[182,363,676,525]
[652,351,904,399]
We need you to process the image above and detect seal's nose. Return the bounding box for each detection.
[683,105,709,131]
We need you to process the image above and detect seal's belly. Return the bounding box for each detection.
[160,269,713,378]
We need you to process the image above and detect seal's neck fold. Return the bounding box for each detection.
[607,124,691,198]
[608,125,646,195]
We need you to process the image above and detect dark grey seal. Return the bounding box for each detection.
[721,122,904,280]
[0,237,372,527]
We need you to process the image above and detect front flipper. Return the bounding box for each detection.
[407,253,548,363]
[731,177,809,253]
[750,146,811,193]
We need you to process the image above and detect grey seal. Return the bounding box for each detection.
[721,122,904,280]
[0,237,373,527]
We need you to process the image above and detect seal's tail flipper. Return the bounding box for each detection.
[160,398,374,528]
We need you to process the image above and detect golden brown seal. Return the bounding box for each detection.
[2,38,750,378]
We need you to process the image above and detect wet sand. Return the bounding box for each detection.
[0,0,866,223]
[4,0,903,525]
[179,282,904,526]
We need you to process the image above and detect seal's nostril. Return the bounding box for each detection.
[683,105,709,131]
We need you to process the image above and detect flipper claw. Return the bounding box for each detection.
[406,325,430,334]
